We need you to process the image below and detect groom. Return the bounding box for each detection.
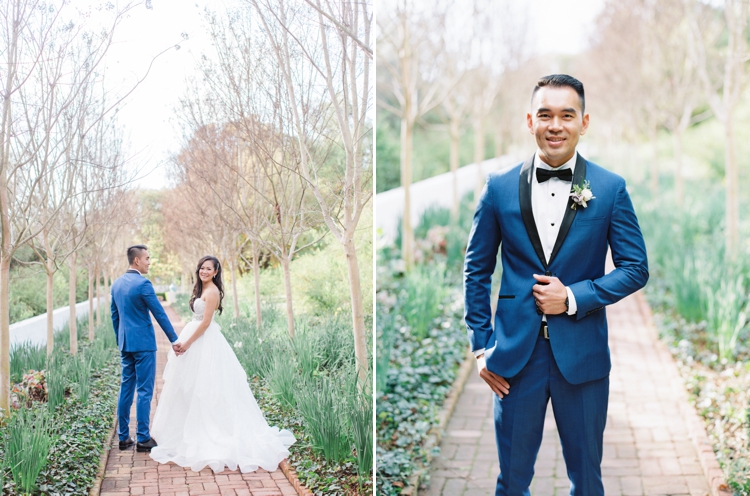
[111,245,182,452]
[464,75,648,495]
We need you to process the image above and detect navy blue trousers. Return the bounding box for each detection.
[494,335,609,496]
[118,350,156,443]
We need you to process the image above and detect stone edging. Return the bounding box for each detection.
[634,292,732,496]
[280,459,313,496]
[402,349,475,495]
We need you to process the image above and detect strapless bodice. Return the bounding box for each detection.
[192,298,209,322]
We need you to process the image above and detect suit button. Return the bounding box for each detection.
[545,271,552,276]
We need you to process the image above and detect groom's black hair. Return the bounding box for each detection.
[127,245,148,265]
[531,74,585,114]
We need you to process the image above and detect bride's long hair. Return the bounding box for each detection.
[189,255,224,315]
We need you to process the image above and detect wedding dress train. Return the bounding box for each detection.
[150,298,295,473]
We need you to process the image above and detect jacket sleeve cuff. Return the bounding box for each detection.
[473,348,485,357]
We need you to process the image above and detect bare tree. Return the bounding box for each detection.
[377,0,455,270]
[250,0,373,381]
[0,0,180,413]
[685,0,748,255]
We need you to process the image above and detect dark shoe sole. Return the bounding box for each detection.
[118,441,134,450]
[136,446,153,452]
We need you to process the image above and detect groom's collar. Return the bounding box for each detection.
[127,268,143,276]
[534,150,578,173]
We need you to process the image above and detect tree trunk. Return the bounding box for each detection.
[0,256,11,414]
[725,115,739,256]
[400,115,414,270]
[46,262,55,357]
[280,255,295,338]
[104,270,111,311]
[474,115,486,207]
[344,236,369,386]
[649,129,659,194]
[68,254,77,355]
[494,125,503,158]
[95,268,102,327]
[672,131,684,208]
[231,258,240,319]
[252,239,262,327]
[88,268,94,340]
[450,116,460,220]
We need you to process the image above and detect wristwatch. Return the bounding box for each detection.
[565,296,569,312]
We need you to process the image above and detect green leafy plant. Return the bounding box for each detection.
[401,264,447,340]
[5,408,53,494]
[71,355,92,404]
[9,342,46,384]
[266,354,297,409]
[46,354,68,413]
[291,325,321,378]
[347,376,373,479]
[706,275,748,360]
[296,376,351,464]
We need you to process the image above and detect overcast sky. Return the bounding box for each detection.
[108,0,604,189]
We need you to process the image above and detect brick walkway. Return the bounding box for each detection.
[421,293,712,496]
[99,305,297,496]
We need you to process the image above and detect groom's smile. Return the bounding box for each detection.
[527,85,589,168]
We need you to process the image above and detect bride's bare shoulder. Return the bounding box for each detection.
[203,286,221,301]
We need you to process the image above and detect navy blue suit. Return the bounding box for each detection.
[111,270,178,443]
[464,154,648,495]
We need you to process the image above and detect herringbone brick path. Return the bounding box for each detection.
[99,305,296,496]
[421,293,712,496]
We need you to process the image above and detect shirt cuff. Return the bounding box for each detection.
[565,286,577,315]
[473,348,485,357]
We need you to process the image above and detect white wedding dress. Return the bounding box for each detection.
[150,298,295,473]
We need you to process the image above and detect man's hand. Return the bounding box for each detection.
[172,343,185,356]
[476,354,510,398]
[532,274,568,315]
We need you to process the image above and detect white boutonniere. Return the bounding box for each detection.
[570,180,595,210]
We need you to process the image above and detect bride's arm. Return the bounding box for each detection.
[180,290,220,350]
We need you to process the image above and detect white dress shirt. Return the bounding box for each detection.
[532,152,578,318]
[473,151,578,358]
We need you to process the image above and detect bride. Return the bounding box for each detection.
[150,255,295,473]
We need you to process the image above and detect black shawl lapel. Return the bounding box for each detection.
[519,155,548,269]
[548,153,587,265]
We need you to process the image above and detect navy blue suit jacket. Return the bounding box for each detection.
[110,270,178,352]
[464,154,649,385]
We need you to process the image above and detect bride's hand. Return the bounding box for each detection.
[178,341,192,354]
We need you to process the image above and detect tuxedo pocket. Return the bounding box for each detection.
[497,295,516,299]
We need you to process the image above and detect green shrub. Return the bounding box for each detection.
[9,265,90,325]
[400,264,447,340]
[296,375,351,464]
[318,314,355,372]
[347,376,373,479]
[706,275,749,360]
[46,354,68,413]
[9,342,46,384]
[266,354,297,409]
[291,324,320,378]
[5,408,53,494]
[70,355,92,405]
[376,310,395,395]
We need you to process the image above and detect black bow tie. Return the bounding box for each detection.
[536,167,573,183]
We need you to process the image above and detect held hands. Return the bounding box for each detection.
[476,354,510,398]
[172,342,188,356]
[532,274,568,315]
